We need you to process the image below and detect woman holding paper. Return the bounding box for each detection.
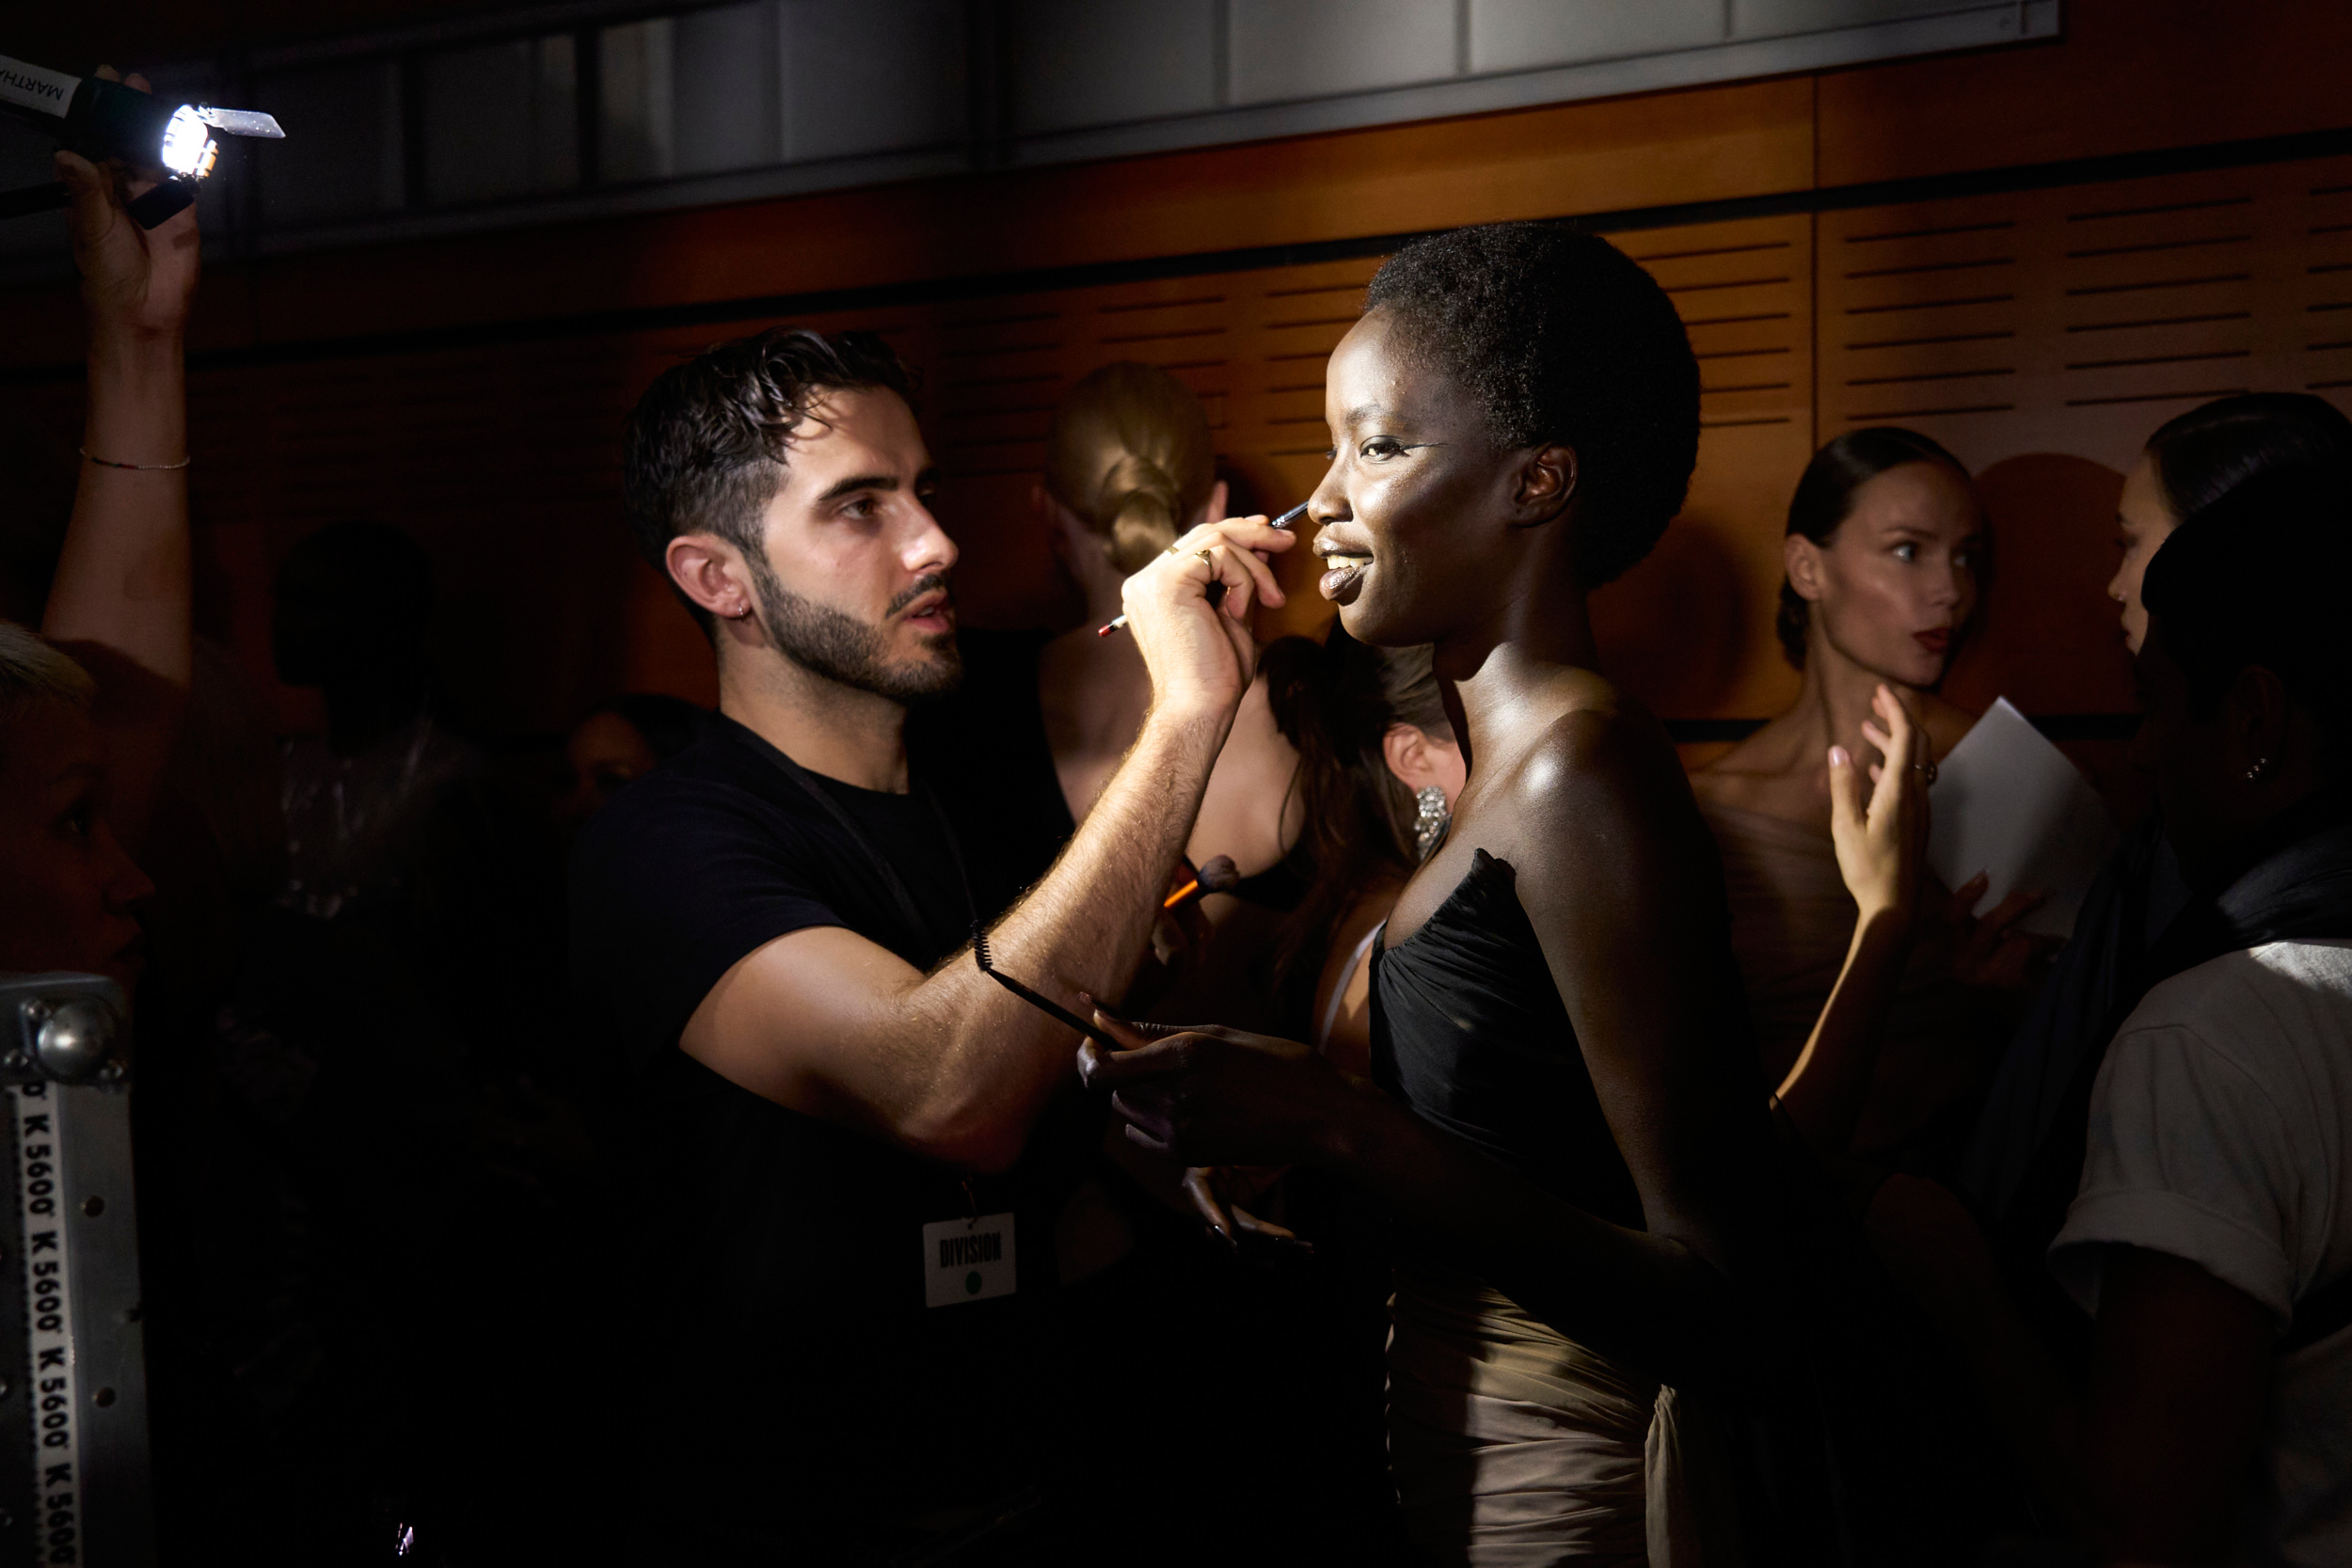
[1692,429,2042,1163]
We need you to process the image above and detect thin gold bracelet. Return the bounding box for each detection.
[79,447,189,471]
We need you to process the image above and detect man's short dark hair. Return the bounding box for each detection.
[1362,222,1700,588]
[2143,470,2352,769]
[622,326,915,632]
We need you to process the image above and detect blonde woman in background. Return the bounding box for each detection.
[914,361,1309,1022]
[919,362,1401,1560]
[1037,362,1305,900]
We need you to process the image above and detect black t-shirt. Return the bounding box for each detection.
[568,706,1087,1545]
[908,628,1076,901]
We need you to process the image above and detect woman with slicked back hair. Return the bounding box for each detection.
[908,359,1383,1558]
[1045,361,1217,578]
[1692,428,2042,1169]
[1034,364,1305,893]
[928,360,1317,1007]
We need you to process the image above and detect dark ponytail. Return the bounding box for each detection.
[1777,427,1970,669]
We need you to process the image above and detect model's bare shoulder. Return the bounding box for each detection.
[1502,694,1691,847]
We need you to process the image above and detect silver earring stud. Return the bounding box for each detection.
[2245,756,2272,784]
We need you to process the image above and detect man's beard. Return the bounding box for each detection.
[747,556,961,704]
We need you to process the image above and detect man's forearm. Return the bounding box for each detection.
[906,702,1230,1159]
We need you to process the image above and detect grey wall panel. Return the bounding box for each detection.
[783,0,968,163]
[1011,0,1219,135]
[421,36,580,206]
[599,18,677,182]
[674,2,778,174]
[1229,0,1457,106]
[531,35,583,190]
[253,60,405,228]
[1735,0,1987,40]
[77,0,2054,255]
[1470,0,1726,73]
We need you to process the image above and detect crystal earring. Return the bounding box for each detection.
[2246,755,2273,784]
[1414,784,1451,862]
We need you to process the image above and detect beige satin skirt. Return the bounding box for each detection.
[1387,1262,1743,1567]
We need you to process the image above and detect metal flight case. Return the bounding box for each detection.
[0,974,151,1568]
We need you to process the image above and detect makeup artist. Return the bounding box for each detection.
[567,325,1294,1563]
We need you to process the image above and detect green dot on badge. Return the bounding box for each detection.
[965,1271,982,1295]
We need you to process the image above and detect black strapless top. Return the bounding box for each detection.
[1371,848,1645,1230]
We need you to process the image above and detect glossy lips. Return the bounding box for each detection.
[1313,530,1374,604]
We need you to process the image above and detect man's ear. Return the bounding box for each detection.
[1508,443,1578,526]
[666,533,754,624]
[1785,532,1827,605]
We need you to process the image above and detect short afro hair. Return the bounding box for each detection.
[623,325,914,634]
[1362,222,1699,588]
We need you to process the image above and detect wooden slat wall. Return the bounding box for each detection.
[1818,155,2352,473]
[1816,156,2352,728]
[1600,217,1814,723]
[6,159,2352,738]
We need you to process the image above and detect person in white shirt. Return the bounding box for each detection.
[2055,937,2352,1565]
[1869,470,2352,1565]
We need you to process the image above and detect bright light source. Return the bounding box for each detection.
[159,105,214,178]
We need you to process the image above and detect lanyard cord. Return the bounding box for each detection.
[737,726,979,960]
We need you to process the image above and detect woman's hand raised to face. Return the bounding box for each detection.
[1077,1006,1349,1170]
[1118,515,1294,724]
[56,70,200,344]
[1828,683,1930,927]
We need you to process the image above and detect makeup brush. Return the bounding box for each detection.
[1161,854,1239,911]
[1097,500,1310,637]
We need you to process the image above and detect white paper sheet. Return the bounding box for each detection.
[1926,696,2119,940]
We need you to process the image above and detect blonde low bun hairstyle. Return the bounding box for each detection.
[1045,362,1216,576]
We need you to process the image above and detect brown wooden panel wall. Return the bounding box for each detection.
[1818,156,2352,729]
[7,156,2352,742]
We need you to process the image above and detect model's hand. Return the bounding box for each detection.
[1830,684,1929,926]
[1077,1007,1346,1168]
[56,70,200,343]
[1120,515,1295,722]
[1180,1164,1304,1251]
